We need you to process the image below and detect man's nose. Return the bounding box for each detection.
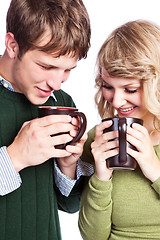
[47,71,65,91]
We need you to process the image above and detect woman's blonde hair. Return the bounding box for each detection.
[95,20,160,129]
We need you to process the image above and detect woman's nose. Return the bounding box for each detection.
[111,90,127,108]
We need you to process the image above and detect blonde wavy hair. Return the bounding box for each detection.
[95,20,160,130]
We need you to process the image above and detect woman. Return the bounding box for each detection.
[79,20,160,239]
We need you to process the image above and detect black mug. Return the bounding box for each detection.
[102,117,143,170]
[38,106,87,149]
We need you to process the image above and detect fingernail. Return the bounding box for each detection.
[67,116,72,121]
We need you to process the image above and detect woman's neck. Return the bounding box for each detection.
[142,112,160,146]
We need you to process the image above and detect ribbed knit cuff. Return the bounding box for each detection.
[90,173,112,191]
[88,173,112,207]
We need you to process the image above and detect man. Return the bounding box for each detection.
[0,0,93,239]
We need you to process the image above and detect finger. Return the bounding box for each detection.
[67,129,87,145]
[92,129,118,149]
[128,123,149,137]
[105,148,119,160]
[69,126,82,137]
[65,133,88,153]
[71,117,79,127]
[65,144,83,156]
[95,120,113,137]
[50,133,73,147]
[91,138,118,152]
[127,147,139,161]
[103,130,118,141]
[132,123,147,132]
[41,122,77,137]
[127,126,151,154]
[127,133,142,152]
[78,132,88,143]
[92,147,119,162]
[49,147,72,158]
[37,114,72,127]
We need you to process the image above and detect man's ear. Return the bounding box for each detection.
[5,32,19,59]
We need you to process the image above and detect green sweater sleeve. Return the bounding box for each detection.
[151,145,160,196]
[79,128,160,240]
[79,174,112,240]
[79,127,112,239]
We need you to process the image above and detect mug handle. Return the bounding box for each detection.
[55,111,87,149]
[118,118,127,164]
[68,111,87,145]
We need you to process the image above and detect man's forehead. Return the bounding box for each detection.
[36,28,53,47]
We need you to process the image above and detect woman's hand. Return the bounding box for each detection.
[91,120,118,181]
[127,123,160,182]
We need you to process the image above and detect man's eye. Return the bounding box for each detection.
[41,65,52,70]
[125,88,137,93]
[37,63,53,70]
[64,69,71,73]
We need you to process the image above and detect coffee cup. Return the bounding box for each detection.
[102,117,143,170]
[38,106,87,149]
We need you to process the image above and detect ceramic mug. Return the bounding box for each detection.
[38,106,87,149]
[102,117,143,170]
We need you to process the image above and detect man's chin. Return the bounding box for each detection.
[29,96,50,106]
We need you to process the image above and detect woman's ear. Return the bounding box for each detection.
[5,32,19,59]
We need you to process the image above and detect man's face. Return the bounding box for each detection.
[10,49,78,105]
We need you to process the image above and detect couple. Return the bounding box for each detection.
[0,0,160,239]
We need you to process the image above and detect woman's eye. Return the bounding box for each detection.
[102,85,113,90]
[125,88,137,93]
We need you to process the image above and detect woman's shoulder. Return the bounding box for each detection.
[154,145,160,159]
[87,126,96,141]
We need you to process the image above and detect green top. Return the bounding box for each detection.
[79,126,160,240]
[0,85,84,240]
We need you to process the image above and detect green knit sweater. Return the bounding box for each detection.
[79,126,160,240]
[0,85,83,240]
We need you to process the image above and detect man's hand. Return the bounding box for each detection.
[7,115,78,172]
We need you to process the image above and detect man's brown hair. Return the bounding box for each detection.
[6,0,91,59]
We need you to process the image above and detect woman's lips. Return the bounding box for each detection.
[118,106,136,116]
[37,87,52,97]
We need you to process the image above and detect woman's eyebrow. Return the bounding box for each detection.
[102,79,111,85]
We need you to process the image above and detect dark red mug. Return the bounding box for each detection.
[102,117,143,170]
[38,106,87,149]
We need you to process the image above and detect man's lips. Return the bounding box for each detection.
[37,87,52,97]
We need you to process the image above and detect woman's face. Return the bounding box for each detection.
[101,68,149,121]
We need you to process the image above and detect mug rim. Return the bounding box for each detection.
[102,117,143,122]
[38,106,78,110]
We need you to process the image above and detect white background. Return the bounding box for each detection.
[1,0,160,239]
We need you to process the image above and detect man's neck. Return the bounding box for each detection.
[0,51,14,88]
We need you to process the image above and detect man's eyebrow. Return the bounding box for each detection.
[70,65,77,70]
[37,61,77,70]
